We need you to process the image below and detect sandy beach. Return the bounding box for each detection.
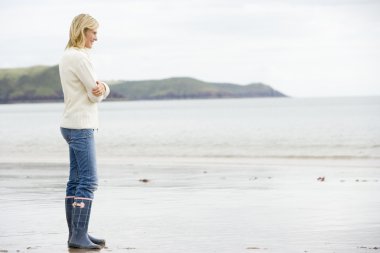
[1,158,379,253]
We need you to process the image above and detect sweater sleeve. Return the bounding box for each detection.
[76,57,104,103]
[101,81,111,99]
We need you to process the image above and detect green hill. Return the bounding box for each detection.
[111,77,286,100]
[0,65,62,103]
[0,65,287,103]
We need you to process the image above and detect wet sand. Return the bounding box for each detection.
[0,158,380,253]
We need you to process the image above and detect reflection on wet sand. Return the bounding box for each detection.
[1,160,380,253]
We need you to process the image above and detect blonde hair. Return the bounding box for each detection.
[66,14,99,49]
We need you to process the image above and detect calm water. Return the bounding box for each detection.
[0,96,379,163]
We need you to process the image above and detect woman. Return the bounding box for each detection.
[59,14,110,249]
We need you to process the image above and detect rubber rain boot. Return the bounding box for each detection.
[68,198,102,249]
[65,197,105,246]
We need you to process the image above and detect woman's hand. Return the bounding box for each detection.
[92,81,106,97]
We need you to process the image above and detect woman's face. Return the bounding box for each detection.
[84,29,97,48]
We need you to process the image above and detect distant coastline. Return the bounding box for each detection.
[0,65,287,104]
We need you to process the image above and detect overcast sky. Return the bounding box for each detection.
[0,0,379,97]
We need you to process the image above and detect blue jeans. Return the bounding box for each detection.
[60,128,98,199]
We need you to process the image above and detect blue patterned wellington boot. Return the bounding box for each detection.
[68,198,102,249]
[65,197,106,247]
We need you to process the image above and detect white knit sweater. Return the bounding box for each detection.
[59,47,110,129]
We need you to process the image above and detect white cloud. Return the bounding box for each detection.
[0,0,379,97]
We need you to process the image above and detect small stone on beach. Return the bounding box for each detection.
[358,246,379,250]
[317,176,325,182]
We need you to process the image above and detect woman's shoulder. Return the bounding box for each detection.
[63,47,91,62]
[61,48,92,69]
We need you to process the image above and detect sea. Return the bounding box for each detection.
[0,96,379,165]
